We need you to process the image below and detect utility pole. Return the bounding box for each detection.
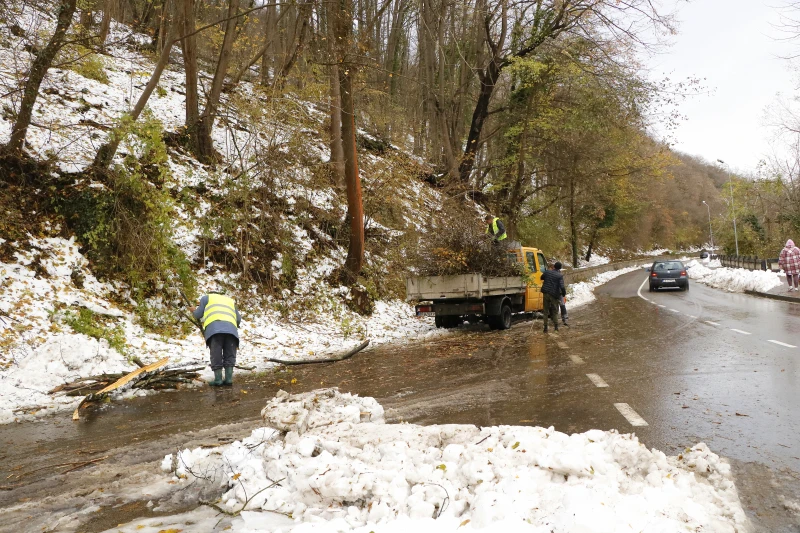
[702,201,714,252]
[717,159,739,256]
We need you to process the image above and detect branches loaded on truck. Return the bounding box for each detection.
[406,246,548,330]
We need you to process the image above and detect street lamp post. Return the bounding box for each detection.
[702,201,714,252]
[716,159,739,256]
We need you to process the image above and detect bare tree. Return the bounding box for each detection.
[4,0,79,154]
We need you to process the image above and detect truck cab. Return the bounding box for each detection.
[508,247,549,312]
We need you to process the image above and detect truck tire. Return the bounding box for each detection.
[488,303,512,330]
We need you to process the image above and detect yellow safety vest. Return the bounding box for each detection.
[486,217,507,240]
[202,294,238,330]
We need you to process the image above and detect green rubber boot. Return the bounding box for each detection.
[209,368,223,386]
[223,366,234,386]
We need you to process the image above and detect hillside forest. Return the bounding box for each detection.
[2,0,800,322]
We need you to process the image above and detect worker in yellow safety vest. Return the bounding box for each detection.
[484,215,507,243]
[191,290,242,386]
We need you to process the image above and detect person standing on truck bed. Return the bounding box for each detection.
[484,214,507,244]
[541,262,566,333]
[191,289,242,386]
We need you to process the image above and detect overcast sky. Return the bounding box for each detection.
[646,0,799,174]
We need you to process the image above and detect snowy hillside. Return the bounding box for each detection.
[0,5,445,422]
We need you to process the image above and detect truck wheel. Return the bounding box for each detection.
[488,303,512,330]
[498,303,512,330]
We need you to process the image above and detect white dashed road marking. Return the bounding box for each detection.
[705,321,720,326]
[768,340,797,348]
[669,309,680,313]
[586,373,609,388]
[688,315,697,319]
[569,354,585,365]
[658,304,666,308]
[556,341,568,350]
[730,329,751,335]
[614,403,649,427]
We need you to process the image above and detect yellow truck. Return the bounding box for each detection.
[406,246,548,330]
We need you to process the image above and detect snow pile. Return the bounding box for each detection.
[686,260,783,293]
[145,389,747,533]
[566,265,642,309]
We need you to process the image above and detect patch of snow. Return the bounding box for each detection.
[685,260,783,293]
[132,389,748,533]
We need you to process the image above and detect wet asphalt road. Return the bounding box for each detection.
[1,269,800,532]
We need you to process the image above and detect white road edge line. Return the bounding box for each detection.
[569,354,584,365]
[614,403,649,427]
[705,321,720,326]
[730,328,751,335]
[586,373,609,388]
[768,339,797,348]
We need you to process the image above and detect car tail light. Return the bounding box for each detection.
[680,271,687,276]
[651,272,657,277]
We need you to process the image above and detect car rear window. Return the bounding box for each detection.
[653,261,683,271]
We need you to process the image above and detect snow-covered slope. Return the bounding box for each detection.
[0,5,445,422]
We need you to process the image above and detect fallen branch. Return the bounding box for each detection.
[264,340,370,366]
[72,357,170,420]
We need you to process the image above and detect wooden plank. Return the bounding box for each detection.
[72,357,170,421]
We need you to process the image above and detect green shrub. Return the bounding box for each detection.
[60,44,109,84]
[58,113,196,333]
[64,308,127,355]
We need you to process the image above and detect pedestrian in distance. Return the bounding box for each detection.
[779,239,800,292]
[541,261,567,333]
[484,214,507,244]
[191,289,242,386]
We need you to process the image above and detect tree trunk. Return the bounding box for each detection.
[274,1,312,88]
[327,0,344,187]
[194,0,241,162]
[339,65,364,285]
[334,0,364,285]
[570,176,578,267]
[99,0,112,47]
[4,0,78,154]
[329,63,345,188]
[458,59,500,183]
[179,0,199,128]
[585,225,599,262]
[92,23,177,169]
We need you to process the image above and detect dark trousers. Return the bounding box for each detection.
[543,293,560,330]
[208,333,238,369]
[560,298,568,322]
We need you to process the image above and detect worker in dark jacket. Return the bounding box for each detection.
[484,215,507,243]
[191,291,242,386]
[540,262,566,333]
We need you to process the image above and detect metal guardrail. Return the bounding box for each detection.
[711,254,780,272]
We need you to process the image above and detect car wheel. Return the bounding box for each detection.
[684,283,689,292]
[649,284,655,292]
